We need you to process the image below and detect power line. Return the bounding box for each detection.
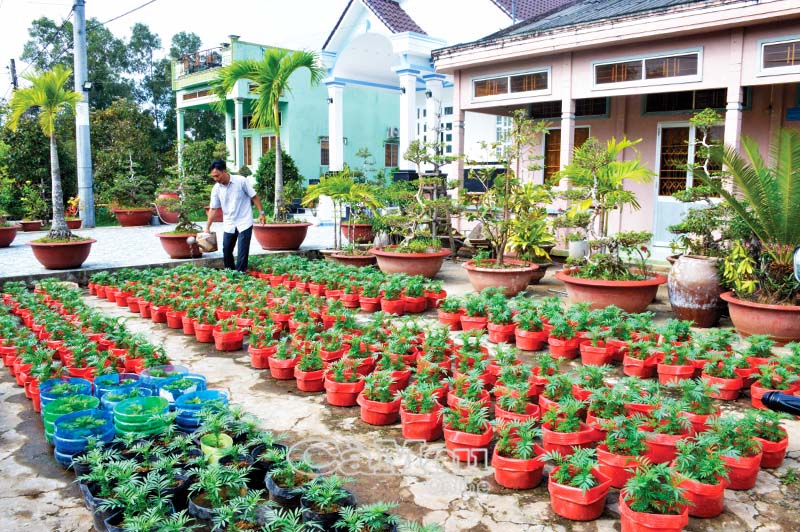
[16,5,73,78]
[97,0,158,26]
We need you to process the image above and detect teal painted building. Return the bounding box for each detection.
[172,36,400,186]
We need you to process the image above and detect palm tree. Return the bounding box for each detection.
[7,66,81,240]
[214,49,324,221]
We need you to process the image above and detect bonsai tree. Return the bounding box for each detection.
[462,109,549,267]
[214,49,324,221]
[7,66,81,240]
[156,163,210,234]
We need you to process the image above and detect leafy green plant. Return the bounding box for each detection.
[187,463,249,509]
[623,461,687,515]
[362,371,395,403]
[540,447,599,491]
[602,416,648,456]
[744,409,790,443]
[541,397,584,433]
[493,419,541,460]
[674,433,731,485]
[302,474,354,514]
[399,383,440,414]
[709,416,762,457]
[440,402,490,435]
[676,378,719,415]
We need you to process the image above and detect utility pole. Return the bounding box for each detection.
[73,0,95,227]
[9,59,18,90]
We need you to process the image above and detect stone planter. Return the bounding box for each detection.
[369,247,451,278]
[0,225,20,247]
[112,208,153,227]
[28,239,95,269]
[253,223,312,250]
[463,259,538,296]
[156,232,202,259]
[721,291,800,345]
[556,268,667,314]
[668,255,724,327]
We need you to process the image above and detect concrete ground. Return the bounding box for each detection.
[0,261,798,532]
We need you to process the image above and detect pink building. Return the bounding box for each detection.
[433,0,800,249]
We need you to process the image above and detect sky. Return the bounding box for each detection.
[0,0,350,98]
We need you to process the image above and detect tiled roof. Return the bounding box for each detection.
[489,0,574,22]
[483,0,727,41]
[363,0,427,35]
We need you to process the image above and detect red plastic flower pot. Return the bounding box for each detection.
[320,347,345,364]
[437,310,463,331]
[139,301,152,319]
[30,382,41,413]
[150,305,169,324]
[443,424,493,463]
[341,293,361,309]
[722,452,763,490]
[105,288,118,302]
[380,298,405,316]
[324,376,365,407]
[294,367,325,392]
[307,283,326,297]
[541,422,600,456]
[181,316,195,335]
[547,337,580,359]
[606,339,628,362]
[682,410,718,435]
[537,394,560,416]
[676,474,725,518]
[268,356,298,380]
[701,373,743,401]
[353,357,376,376]
[400,406,442,441]
[618,490,689,532]
[403,295,427,314]
[580,341,614,366]
[547,467,612,521]
[596,445,641,489]
[389,370,412,393]
[165,310,185,330]
[447,389,491,412]
[487,322,516,344]
[124,357,145,374]
[460,315,488,332]
[756,434,788,469]
[641,429,689,464]
[749,383,784,410]
[657,363,694,385]
[515,328,547,351]
[194,323,215,343]
[622,354,659,378]
[114,291,131,307]
[68,365,95,381]
[248,345,277,369]
[494,402,540,423]
[425,290,446,309]
[492,447,545,490]
[357,394,401,425]
[359,296,381,313]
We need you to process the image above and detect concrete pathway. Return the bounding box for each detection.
[0,222,335,280]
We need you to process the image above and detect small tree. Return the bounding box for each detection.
[7,66,81,240]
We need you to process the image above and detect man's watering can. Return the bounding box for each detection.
[794,245,800,282]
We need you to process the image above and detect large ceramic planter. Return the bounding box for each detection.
[65,219,82,229]
[155,192,179,224]
[556,268,667,314]
[0,225,20,247]
[20,220,43,231]
[340,223,374,244]
[157,232,202,259]
[112,208,153,227]
[528,262,552,285]
[463,259,538,296]
[330,252,376,267]
[253,223,312,251]
[369,247,451,278]
[721,291,800,345]
[668,255,724,327]
[28,239,95,270]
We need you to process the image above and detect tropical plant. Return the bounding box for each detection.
[704,128,800,303]
[7,66,81,240]
[214,49,324,220]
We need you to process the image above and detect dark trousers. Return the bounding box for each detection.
[222,226,253,272]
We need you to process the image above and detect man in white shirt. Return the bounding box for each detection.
[205,160,266,272]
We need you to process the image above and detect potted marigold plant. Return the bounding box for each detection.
[673,433,731,518]
[709,416,763,490]
[540,447,612,521]
[619,461,689,532]
[357,370,401,426]
[745,409,791,469]
[399,382,442,441]
[596,416,648,489]
[440,401,493,463]
[324,358,364,407]
[491,419,544,490]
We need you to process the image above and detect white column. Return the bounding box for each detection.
[176,109,186,169]
[397,70,419,170]
[224,106,234,166]
[424,75,446,147]
[724,29,744,152]
[559,53,575,173]
[234,98,245,170]
[327,82,345,171]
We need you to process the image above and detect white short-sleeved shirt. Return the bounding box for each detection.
[210,174,257,233]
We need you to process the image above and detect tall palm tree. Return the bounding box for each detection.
[8,66,81,240]
[214,49,324,221]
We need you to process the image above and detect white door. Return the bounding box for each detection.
[652,122,722,247]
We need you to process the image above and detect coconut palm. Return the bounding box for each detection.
[7,66,81,240]
[213,49,324,221]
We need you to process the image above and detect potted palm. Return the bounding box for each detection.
[7,67,95,268]
[708,129,800,344]
[214,49,323,250]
